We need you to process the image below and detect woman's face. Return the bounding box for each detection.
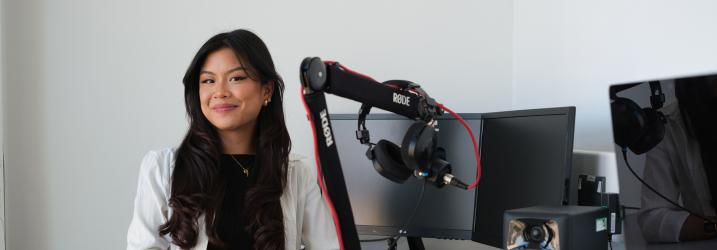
[198,47,272,132]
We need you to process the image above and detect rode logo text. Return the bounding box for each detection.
[393,92,410,106]
[319,109,334,147]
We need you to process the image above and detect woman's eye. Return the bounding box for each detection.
[230,76,247,82]
[201,79,215,84]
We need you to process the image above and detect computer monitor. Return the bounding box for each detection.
[330,107,575,248]
[608,74,717,245]
[331,113,483,241]
[473,107,575,247]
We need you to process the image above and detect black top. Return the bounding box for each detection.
[207,154,255,250]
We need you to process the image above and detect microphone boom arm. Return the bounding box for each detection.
[299,57,442,250]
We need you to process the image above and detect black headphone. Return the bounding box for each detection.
[355,80,441,183]
[610,81,667,154]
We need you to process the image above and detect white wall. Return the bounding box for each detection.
[0,0,5,248]
[10,0,717,249]
[513,0,717,151]
[513,0,717,192]
[3,0,512,249]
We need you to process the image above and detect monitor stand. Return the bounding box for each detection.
[407,237,425,250]
[388,237,425,250]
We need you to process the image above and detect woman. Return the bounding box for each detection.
[127,29,339,250]
[638,76,717,242]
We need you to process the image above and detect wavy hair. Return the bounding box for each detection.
[159,29,291,250]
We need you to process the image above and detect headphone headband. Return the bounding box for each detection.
[649,81,665,109]
[356,80,431,146]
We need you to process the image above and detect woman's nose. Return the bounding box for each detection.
[213,79,231,99]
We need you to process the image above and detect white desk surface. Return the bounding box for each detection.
[612,214,717,250]
[360,213,717,250]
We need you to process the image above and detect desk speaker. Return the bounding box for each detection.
[504,205,608,250]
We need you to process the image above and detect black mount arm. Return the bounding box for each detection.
[301,57,441,121]
[299,57,441,250]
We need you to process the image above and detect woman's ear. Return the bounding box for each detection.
[263,81,275,101]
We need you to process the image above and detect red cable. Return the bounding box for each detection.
[299,87,346,250]
[436,103,483,189]
[299,61,482,250]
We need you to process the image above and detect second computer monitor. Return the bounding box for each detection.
[473,107,575,247]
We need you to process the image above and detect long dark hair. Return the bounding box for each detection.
[675,76,717,209]
[159,29,291,250]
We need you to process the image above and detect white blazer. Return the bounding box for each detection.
[638,103,716,243]
[127,148,340,250]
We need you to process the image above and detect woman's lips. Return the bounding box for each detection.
[212,104,238,113]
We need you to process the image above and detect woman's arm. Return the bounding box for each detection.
[637,132,691,243]
[127,151,171,250]
[298,160,340,250]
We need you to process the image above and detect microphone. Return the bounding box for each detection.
[443,173,470,190]
[420,154,470,190]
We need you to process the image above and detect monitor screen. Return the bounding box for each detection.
[473,107,575,248]
[609,74,717,244]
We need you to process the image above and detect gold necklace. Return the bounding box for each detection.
[229,155,251,177]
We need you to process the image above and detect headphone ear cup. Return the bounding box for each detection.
[611,97,647,149]
[629,108,666,154]
[401,122,437,171]
[371,140,412,183]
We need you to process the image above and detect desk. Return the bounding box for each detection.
[361,215,717,249]
[612,214,717,250]
[360,237,499,250]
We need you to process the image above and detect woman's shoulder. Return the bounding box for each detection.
[289,153,307,164]
[138,147,177,186]
[287,153,316,185]
[661,102,680,118]
[660,102,691,136]
[288,153,309,174]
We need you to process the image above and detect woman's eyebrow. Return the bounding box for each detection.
[226,66,246,74]
[200,66,245,76]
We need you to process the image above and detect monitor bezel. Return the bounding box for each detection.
[471,106,575,247]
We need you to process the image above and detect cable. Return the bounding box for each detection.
[389,180,427,249]
[436,103,482,189]
[621,148,711,221]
